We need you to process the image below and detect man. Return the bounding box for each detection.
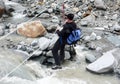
[52,13,77,70]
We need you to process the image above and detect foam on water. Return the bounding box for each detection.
[12,13,26,19]
[0,76,87,84]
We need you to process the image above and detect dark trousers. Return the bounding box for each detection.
[52,38,65,66]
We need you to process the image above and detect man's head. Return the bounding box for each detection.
[65,13,74,20]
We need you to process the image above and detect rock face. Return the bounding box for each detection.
[0,0,5,17]
[86,51,117,73]
[17,21,47,38]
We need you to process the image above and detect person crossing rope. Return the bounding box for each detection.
[52,13,77,70]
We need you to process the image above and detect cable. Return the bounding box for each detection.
[4,48,40,77]
[0,9,46,41]
[0,9,47,78]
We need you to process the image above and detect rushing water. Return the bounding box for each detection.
[0,2,120,83]
[0,44,120,84]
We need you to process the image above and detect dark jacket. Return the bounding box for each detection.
[56,22,77,43]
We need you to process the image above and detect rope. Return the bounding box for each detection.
[0,9,46,78]
[0,9,46,41]
[1,0,65,79]
[4,49,40,77]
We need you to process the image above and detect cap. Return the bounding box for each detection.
[65,13,74,20]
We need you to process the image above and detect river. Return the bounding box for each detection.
[0,4,120,84]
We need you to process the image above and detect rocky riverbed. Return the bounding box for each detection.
[0,0,120,84]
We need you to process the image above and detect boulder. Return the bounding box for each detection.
[94,0,106,10]
[80,14,96,26]
[85,54,96,63]
[86,51,117,73]
[38,37,50,50]
[17,21,47,38]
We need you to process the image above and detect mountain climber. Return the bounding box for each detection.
[52,13,77,70]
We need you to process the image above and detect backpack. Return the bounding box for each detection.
[67,28,81,45]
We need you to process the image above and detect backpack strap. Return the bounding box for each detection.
[59,36,63,45]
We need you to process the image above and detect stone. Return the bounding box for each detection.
[17,20,47,38]
[47,8,53,13]
[64,51,71,60]
[39,13,50,18]
[111,14,118,20]
[46,50,53,57]
[112,22,120,31]
[32,50,42,57]
[38,37,50,50]
[17,45,27,51]
[94,0,106,10]
[89,32,97,41]
[86,51,116,73]
[85,54,96,63]
[80,14,96,26]
[46,24,58,32]
[0,24,5,36]
[51,16,60,23]
[31,39,38,46]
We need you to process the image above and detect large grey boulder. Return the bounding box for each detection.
[86,51,117,73]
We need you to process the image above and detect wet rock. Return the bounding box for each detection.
[46,58,55,65]
[80,14,96,26]
[112,48,120,76]
[38,37,50,50]
[32,50,42,57]
[86,51,116,73]
[5,1,26,13]
[31,39,38,46]
[39,56,47,64]
[94,0,107,10]
[107,35,120,47]
[83,32,97,42]
[0,28,4,36]
[85,53,96,63]
[112,22,120,31]
[17,20,47,38]
[89,32,97,41]
[17,44,27,51]
[46,24,58,32]
[26,46,34,53]
[39,13,50,19]
[0,24,5,36]
[86,42,96,50]
[46,50,53,57]
[51,16,60,23]
[64,51,71,60]
[111,14,118,20]
[47,8,53,13]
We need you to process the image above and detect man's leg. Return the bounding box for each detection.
[52,39,61,66]
[60,43,65,63]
